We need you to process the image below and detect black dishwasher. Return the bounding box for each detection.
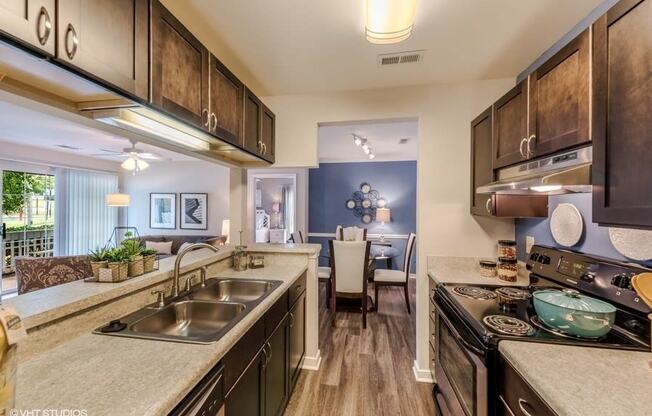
[170,363,224,416]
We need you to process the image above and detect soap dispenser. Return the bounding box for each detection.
[233,230,248,271]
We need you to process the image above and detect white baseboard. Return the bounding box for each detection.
[412,360,434,383]
[301,349,322,371]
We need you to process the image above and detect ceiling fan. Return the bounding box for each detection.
[90,141,161,174]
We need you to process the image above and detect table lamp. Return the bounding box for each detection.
[376,207,391,242]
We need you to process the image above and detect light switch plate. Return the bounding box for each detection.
[526,236,535,254]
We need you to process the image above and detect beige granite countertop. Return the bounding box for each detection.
[6,247,236,329]
[499,341,652,416]
[427,256,530,286]
[15,262,308,416]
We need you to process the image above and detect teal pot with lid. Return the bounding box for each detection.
[532,289,616,338]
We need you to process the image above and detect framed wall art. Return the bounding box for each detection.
[150,193,176,229]
[180,193,208,230]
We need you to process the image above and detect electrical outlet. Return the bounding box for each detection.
[526,236,535,254]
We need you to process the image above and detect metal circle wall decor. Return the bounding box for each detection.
[345,182,388,224]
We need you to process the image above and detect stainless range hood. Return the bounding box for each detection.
[477,146,592,195]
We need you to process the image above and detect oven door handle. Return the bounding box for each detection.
[438,308,485,356]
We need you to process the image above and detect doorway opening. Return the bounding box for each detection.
[249,173,297,244]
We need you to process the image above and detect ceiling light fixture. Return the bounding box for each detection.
[353,134,365,146]
[121,153,150,175]
[366,0,418,45]
[363,146,371,155]
[369,153,376,160]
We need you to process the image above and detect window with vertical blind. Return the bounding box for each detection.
[55,169,118,256]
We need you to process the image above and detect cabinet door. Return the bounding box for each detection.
[244,87,263,155]
[493,82,528,169]
[260,105,276,163]
[593,0,652,228]
[289,292,305,389]
[470,107,495,216]
[264,317,289,416]
[209,54,244,146]
[225,350,265,416]
[0,0,55,55]
[56,0,148,100]
[151,0,209,129]
[528,29,590,158]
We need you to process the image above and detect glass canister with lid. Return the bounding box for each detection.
[479,260,498,278]
[498,257,518,282]
[498,240,517,260]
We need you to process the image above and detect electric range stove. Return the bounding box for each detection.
[431,245,651,416]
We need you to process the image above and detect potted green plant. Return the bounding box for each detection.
[141,248,158,273]
[106,247,129,281]
[89,247,110,279]
[121,239,144,277]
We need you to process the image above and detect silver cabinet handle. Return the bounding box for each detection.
[65,24,79,60]
[518,398,534,416]
[257,140,264,153]
[201,109,209,127]
[519,138,528,158]
[266,341,272,363]
[36,7,52,46]
[485,198,493,215]
[210,113,217,132]
[526,134,536,157]
[289,312,295,328]
[262,142,267,155]
[261,346,268,369]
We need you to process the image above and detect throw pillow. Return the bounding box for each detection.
[145,241,173,255]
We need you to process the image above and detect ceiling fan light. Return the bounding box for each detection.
[136,158,150,172]
[369,153,376,160]
[121,157,136,171]
[366,0,417,45]
[353,136,363,146]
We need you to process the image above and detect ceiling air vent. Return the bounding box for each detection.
[377,50,424,67]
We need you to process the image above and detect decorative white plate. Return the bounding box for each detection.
[550,203,583,247]
[608,227,652,261]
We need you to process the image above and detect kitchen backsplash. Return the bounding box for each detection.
[516,193,652,267]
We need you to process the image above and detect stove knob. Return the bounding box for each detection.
[611,274,632,289]
[580,272,596,283]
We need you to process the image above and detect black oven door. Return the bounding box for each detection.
[434,300,488,416]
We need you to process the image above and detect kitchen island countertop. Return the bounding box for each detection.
[499,340,652,416]
[14,261,311,416]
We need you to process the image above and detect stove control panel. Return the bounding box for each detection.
[527,245,652,314]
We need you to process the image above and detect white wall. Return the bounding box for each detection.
[262,79,516,374]
[122,161,230,237]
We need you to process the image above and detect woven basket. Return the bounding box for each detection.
[128,256,144,277]
[90,261,108,279]
[107,262,129,282]
[143,254,157,273]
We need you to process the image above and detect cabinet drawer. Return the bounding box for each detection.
[499,356,556,416]
[265,291,289,337]
[288,272,306,308]
[223,319,265,393]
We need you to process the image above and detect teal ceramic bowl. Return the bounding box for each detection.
[532,289,616,338]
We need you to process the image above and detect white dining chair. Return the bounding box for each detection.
[329,239,372,328]
[373,233,416,314]
[290,230,304,243]
[340,226,367,241]
[318,226,344,308]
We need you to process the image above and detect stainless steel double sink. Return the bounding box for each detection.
[94,278,283,344]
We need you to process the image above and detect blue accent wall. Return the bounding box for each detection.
[308,161,417,271]
[516,193,652,267]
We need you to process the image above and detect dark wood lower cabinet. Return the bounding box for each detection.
[223,281,304,416]
[498,356,556,416]
[289,291,306,389]
[225,350,265,416]
[264,316,289,416]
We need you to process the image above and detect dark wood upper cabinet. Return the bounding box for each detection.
[593,0,652,228]
[56,0,148,100]
[528,29,590,159]
[0,0,55,55]
[261,105,276,164]
[471,107,495,216]
[492,81,528,169]
[244,88,275,163]
[151,0,209,129]
[209,54,244,146]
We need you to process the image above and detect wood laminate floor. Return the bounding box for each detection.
[284,279,436,416]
